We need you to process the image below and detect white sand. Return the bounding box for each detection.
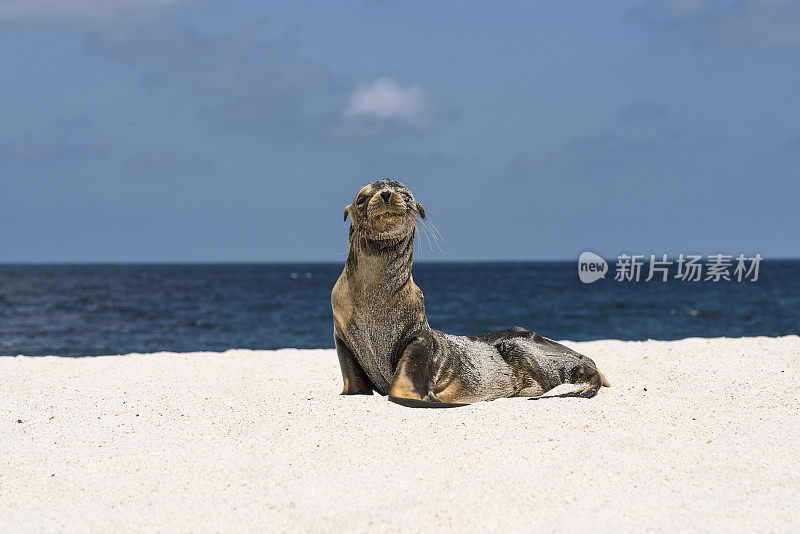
[2,336,799,533]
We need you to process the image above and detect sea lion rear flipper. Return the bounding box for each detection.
[496,333,610,398]
[335,337,377,395]
[598,369,611,387]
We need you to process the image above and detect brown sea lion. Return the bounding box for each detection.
[331,178,609,407]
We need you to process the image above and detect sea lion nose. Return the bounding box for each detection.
[380,191,392,202]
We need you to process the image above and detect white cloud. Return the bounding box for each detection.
[343,78,431,127]
[0,0,192,24]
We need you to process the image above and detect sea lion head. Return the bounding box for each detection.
[343,179,426,244]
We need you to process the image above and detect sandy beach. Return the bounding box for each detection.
[1,336,798,532]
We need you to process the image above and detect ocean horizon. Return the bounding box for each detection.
[2,260,798,357]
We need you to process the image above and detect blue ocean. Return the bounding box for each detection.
[1,261,798,357]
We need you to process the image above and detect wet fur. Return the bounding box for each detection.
[332,179,609,406]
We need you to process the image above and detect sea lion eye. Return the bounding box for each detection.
[356,195,367,206]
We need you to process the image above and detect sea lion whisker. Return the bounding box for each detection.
[423,218,446,243]
[420,218,445,252]
[422,221,440,248]
[413,222,425,260]
[416,220,435,254]
[420,215,441,238]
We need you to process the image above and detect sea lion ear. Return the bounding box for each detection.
[416,202,426,219]
[343,204,351,222]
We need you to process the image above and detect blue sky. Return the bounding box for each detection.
[2,0,799,262]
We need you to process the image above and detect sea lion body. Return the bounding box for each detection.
[332,179,609,406]
[332,254,427,393]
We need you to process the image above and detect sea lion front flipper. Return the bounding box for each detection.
[335,337,376,395]
[388,336,467,408]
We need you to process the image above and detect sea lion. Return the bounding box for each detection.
[331,178,609,407]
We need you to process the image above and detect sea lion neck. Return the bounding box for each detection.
[345,231,415,292]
